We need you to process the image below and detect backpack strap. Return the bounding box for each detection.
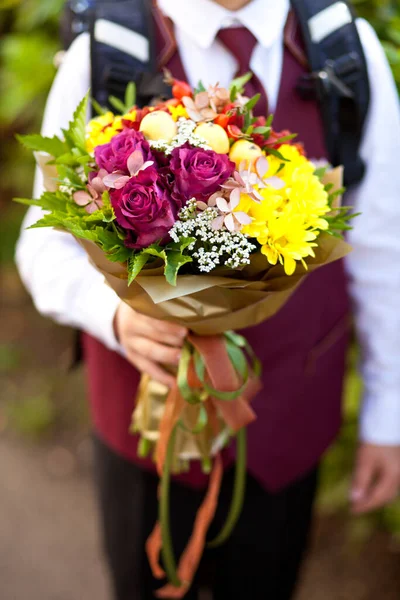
[89,0,169,109]
[290,0,370,186]
[84,0,369,185]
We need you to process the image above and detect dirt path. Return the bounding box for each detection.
[1,434,400,600]
[0,436,110,600]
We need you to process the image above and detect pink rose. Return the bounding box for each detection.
[95,129,153,174]
[110,168,177,249]
[170,144,235,201]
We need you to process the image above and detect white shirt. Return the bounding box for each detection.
[16,0,400,444]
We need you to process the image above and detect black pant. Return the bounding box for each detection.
[93,436,318,600]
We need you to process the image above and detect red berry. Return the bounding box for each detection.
[222,102,236,114]
[214,114,230,129]
[172,80,193,100]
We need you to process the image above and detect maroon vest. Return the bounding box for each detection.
[82,12,351,491]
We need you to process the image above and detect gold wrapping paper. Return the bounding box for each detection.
[133,375,229,466]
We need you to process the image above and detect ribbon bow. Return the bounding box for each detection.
[146,332,262,598]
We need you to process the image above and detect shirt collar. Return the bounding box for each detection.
[157,0,290,50]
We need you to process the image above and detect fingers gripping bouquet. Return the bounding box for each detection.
[18,72,354,597]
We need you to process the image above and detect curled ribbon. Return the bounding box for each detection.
[146,333,262,598]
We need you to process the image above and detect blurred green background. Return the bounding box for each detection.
[0,1,400,596]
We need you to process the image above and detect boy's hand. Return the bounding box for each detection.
[114,302,188,386]
[351,444,400,514]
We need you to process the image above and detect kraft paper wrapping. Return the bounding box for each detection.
[78,230,350,335]
[39,157,350,463]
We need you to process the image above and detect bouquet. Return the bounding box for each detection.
[17,72,354,598]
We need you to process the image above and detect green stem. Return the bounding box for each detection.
[137,437,152,458]
[207,428,247,548]
[160,426,182,588]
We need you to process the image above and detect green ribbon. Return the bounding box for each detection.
[178,403,208,435]
[208,427,247,548]
[177,341,203,405]
[160,425,182,588]
[225,331,262,377]
[193,337,249,402]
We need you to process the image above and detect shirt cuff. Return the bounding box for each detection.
[78,279,125,356]
[360,390,400,446]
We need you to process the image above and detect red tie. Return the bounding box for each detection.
[217,27,268,118]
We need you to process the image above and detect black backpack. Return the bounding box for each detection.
[62,0,370,186]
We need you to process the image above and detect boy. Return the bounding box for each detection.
[16,1,400,598]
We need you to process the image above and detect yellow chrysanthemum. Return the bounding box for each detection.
[287,168,330,230]
[271,144,314,179]
[238,144,331,275]
[85,112,124,153]
[167,104,189,121]
[243,206,317,275]
[121,109,137,123]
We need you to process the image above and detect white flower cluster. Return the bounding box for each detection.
[59,165,88,196]
[149,118,211,154]
[77,165,87,183]
[58,185,76,196]
[170,199,256,273]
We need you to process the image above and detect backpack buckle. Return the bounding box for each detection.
[314,60,354,98]
[297,53,360,101]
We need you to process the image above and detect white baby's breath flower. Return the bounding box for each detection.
[149,118,211,154]
[169,199,256,273]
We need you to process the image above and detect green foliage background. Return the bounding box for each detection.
[0,0,399,537]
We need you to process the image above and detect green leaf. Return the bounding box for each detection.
[143,245,167,261]
[107,246,132,263]
[265,147,289,161]
[109,221,125,241]
[16,133,67,157]
[253,126,271,134]
[230,85,238,102]
[91,98,107,116]
[22,190,69,213]
[95,227,123,249]
[194,80,206,94]
[54,147,91,166]
[265,114,274,127]
[99,191,115,223]
[56,165,85,188]
[109,95,127,114]
[55,152,80,166]
[229,72,252,94]
[28,213,68,230]
[273,133,297,144]
[124,82,136,110]
[314,166,328,179]
[168,237,195,253]
[135,242,194,286]
[64,93,89,150]
[164,251,192,286]
[244,93,261,113]
[128,253,150,285]
[13,197,41,207]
